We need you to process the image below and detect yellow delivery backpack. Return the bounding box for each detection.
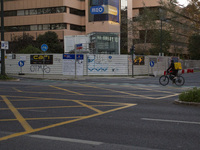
[174,62,182,70]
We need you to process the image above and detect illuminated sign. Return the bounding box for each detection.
[90,6,104,14]
[89,0,120,23]
[30,55,53,64]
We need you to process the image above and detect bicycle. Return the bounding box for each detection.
[159,71,185,86]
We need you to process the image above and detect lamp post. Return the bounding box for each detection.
[1,0,6,75]
[160,19,163,56]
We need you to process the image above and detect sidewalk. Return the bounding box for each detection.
[8,73,152,81]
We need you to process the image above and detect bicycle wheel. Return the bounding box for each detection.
[175,76,185,86]
[159,75,169,86]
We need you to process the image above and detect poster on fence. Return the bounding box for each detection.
[62,54,84,75]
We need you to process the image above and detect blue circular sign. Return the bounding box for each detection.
[41,44,48,52]
[150,61,155,67]
[18,61,24,67]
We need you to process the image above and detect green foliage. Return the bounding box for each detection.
[18,45,41,54]
[36,31,63,53]
[11,34,35,53]
[179,87,200,103]
[188,34,200,60]
[149,30,172,55]
[0,74,13,80]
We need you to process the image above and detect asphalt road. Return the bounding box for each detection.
[0,72,200,150]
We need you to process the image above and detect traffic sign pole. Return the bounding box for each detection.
[41,44,48,78]
[18,61,25,75]
[1,0,6,76]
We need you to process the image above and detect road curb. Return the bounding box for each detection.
[174,99,200,106]
[0,79,20,82]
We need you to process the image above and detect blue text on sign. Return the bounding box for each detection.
[90,6,104,15]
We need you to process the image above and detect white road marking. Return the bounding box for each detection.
[141,118,200,125]
[29,134,103,145]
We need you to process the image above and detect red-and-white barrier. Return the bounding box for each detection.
[181,69,194,73]
[164,69,194,75]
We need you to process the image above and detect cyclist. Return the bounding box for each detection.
[167,60,178,83]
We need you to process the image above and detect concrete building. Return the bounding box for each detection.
[1,0,191,56]
[1,0,121,54]
[128,0,189,57]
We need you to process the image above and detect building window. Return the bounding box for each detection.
[4,6,66,17]
[70,24,85,32]
[30,25,38,31]
[5,23,67,32]
[43,24,51,30]
[51,24,66,30]
[17,10,24,16]
[70,8,85,16]
[29,9,37,15]
[4,10,17,16]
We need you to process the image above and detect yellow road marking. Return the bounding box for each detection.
[49,85,84,95]
[73,100,103,113]
[78,84,180,100]
[0,116,82,122]
[155,93,180,100]
[79,84,155,99]
[0,103,136,141]
[0,104,121,111]
[1,96,33,132]
[121,85,175,94]
[12,88,23,92]
[0,95,131,106]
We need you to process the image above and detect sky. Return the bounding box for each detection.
[177,0,189,6]
[121,0,190,8]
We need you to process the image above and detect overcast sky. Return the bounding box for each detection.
[121,0,190,8]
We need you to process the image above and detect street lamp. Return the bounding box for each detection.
[159,8,171,56]
[1,0,5,75]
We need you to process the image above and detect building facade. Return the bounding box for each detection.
[1,0,121,54]
[128,0,189,57]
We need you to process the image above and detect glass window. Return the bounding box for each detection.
[70,24,85,32]
[56,7,66,13]
[44,8,51,14]
[24,10,29,15]
[70,8,85,16]
[17,10,24,16]
[43,24,50,30]
[37,8,43,14]
[29,9,37,15]
[51,7,57,13]
[30,25,38,31]
[38,25,43,30]
[4,10,17,17]
[51,24,66,30]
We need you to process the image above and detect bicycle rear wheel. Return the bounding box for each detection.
[175,76,185,86]
[159,75,169,86]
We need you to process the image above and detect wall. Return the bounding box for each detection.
[2,54,199,76]
[5,54,63,75]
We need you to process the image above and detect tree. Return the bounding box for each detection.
[120,7,128,54]
[18,45,41,54]
[36,31,63,53]
[134,5,158,54]
[183,0,200,30]
[188,34,200,60]
[10,33,35,53]
[149,30,172,55]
